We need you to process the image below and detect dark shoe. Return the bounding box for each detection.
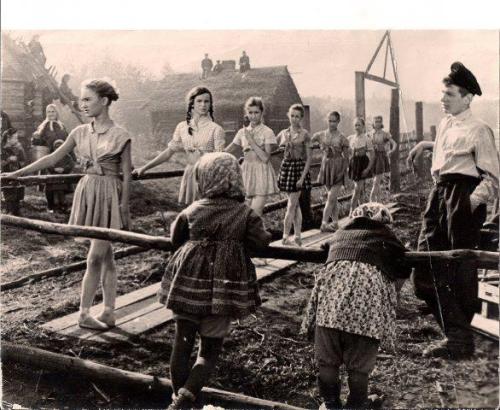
[422,340,473,360]
[167,388,196,410]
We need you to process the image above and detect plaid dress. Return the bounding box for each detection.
[276,127,312,192]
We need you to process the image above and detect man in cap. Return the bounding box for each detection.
[201,53,213,79]
[409,62,499,359]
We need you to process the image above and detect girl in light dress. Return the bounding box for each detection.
[3,79,132,330]
[369,115,396,203]
[134,86,225,204]
[348,117,374,216]
[276,104,312,246]
[225,96,279,216]
[312,111,350,232]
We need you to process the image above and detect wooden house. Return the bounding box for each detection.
[144,65,309,147]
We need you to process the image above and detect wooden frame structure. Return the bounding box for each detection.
[354,30,403,192]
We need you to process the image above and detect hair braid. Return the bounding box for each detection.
[186,101,194,136]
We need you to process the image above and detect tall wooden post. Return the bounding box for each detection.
[389,88,400,193]
[415,102,424,178]
[430,125,437,141]
[355,71,365,119]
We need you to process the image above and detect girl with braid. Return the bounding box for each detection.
[134,86,225,204]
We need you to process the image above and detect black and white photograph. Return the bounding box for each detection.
[1,1,498,409]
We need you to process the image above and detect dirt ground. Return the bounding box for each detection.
[1,174,498,409]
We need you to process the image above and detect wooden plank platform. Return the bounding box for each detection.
[41,228,337,343]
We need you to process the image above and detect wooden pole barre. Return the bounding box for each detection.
[0,215,326,263]
[2,215,498,269]
[0,169,185,186]
[1,164,320,187]
[1,342,305,410]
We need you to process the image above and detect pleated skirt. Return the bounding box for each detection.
[242,160,279,197]
[69,174,126,235]
[373,151,390,175]
[178,164,198,205]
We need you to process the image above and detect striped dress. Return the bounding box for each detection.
[158,197,271,318]
[168,117,225,204]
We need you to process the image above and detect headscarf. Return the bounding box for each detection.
[351,202,393,224]
[194,152,245,201]
[35,104,65,134]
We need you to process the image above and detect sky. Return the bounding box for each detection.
[5,30,498,104]
[2,0,498,104]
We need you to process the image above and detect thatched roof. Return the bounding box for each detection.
[145,66,302,111]
[1,33,60,96]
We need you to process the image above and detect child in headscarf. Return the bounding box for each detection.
[158,152,272,409]
[301,202,411,409]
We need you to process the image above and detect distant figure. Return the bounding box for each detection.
[312,111,350,232]
[212,60,223,75]
[45,139,76,213]
[1,128,26,215]
[239,51,251,73]
[28,34,46,65]
[60,74,80,110]
[368,115,396,203]
[201,53,213,79]
[1,111,13,136]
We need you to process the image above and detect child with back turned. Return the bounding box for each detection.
[301,202,411,409]
[158,152,271,409]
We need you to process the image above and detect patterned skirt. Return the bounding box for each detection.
[317,156,347,188]
[158,240,261,318]
[69,174,128,234]
[373,151,390,175]
[278,158,312,192]
[178,164,198,205]
[348,155,371,182]
[242,159,279,197]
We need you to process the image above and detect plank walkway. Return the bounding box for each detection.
[41,228,337,343]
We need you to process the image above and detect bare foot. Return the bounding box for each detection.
[96,311,116,327]
[78,314,109,330]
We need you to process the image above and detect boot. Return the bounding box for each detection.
[318,377,342,409]
[345,371,369,409]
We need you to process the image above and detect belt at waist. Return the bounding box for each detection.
[85,164,121,176]
[435,173,480,186]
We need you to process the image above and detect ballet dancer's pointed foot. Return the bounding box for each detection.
[96,311,116,328]
[293,236,302,247]
[282,237,293,246]
[78,314,109,330]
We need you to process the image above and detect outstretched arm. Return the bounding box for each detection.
[133,147,175,176]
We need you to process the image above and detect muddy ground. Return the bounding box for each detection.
[1,173,498,409]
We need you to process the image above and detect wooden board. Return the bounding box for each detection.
[479,282,499,305]
[471,314,499,338]
[41,228,338,343]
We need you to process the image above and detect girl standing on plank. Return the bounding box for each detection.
[312,111,350,232]
[276,104,312,246]
[348,117,374,216]
[158,152,271,409]
[2,79,132,330]
[369,115,396,203]
[225,96,278,217]
[133,86,225,204]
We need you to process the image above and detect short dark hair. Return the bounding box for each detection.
[327,111,341,121]
[288,103,305,118]
[245,96,264,113]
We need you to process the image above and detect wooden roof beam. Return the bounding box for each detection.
[364,73,399,88]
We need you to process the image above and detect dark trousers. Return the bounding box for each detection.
[315,326,379,408]
[2,186,24,215]
[412,174,487,349]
